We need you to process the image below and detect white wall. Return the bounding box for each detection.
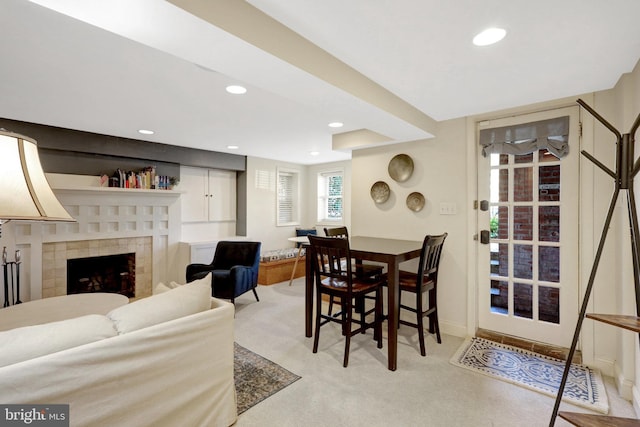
[245,157,306,252]
[351,118,469,338]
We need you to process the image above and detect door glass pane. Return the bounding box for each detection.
[513,206,533,241]
[491,153,509,166]
[499,169,509,202]
[490,280,508,314]
[490,243,509,277]
[539,165,560,202]
[539,206,560,242]
[539,149,560,163]
[539,286,560,324]
[515,153,533,164]
[513,244,532,279]
[514,167,533,202]
[539,246,560,282]
[514,282,533,319]
[490,206,509,239]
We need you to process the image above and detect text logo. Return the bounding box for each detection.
[0,405,68,426]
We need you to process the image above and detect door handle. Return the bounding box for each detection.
[480,230,490,244]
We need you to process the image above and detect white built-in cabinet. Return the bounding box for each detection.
[180,166,236,222]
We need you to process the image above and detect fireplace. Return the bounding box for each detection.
[67,253,136,297]
[40,237,153,299]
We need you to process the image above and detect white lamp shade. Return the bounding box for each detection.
[0,131,74,222]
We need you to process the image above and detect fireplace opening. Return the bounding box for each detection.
[67,253,135,297]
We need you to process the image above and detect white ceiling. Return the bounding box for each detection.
[2,0,640,165]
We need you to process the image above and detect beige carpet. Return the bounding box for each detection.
[231,280,636,426]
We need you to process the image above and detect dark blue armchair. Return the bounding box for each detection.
[186,241,262,304]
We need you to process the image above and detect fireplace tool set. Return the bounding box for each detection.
[3,247,21,307]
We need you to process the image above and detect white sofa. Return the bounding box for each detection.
[0,275,237,427]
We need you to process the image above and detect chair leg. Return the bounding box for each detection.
[429,287,441,344]
[358,296,366,334]
[313,290,323,354]
[375,288,383,349]
[416,289,426,357]
[252,287,260,302]
[343,298,352,367]
[397,290,402,329]
[430,310,441,344]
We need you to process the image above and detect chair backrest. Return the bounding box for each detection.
[324,226,349,239]
[212,241,262,271]
[417,233,447,285]
[308,235,354,291]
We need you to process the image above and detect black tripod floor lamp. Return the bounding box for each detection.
[550,99,640,425]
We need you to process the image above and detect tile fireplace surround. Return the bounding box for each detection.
[42,237,152,299]
[9,174,181,302]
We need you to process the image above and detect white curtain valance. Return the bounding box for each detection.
[479,116,570,158]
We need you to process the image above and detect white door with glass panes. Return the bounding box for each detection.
[477,107,580,347]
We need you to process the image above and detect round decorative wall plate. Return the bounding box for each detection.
[406,192,425,212]
[370,181,391,204]
[388,154,414,182]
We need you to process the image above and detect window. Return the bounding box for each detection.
[317,170,343,222]
[277,168,300,226]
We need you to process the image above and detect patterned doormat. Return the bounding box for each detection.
[234,343,301,414]
[450,337,608,414]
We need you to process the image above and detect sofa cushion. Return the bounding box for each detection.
[108,273,211,334]
[153,282,171,294]
[0,314,117,368]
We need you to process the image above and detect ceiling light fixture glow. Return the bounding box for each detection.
[473,28,507,46]
[309,151,320,156]
[226,85,247,95]
[138,129,154,135]
[328,122,343,128]
[227,145,239,149]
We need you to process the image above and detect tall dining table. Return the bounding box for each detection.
[303,235,423,371]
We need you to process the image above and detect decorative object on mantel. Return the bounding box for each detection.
[388,153,414,182]
[370,181,391,204]
[2,248,21,307]
[0,130,74,307]
[406,192,425,212]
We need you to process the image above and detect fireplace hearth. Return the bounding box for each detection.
[67,253,135,297]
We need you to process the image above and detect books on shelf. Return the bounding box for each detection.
[107,166,176,190]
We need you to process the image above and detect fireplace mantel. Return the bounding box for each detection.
[11,174,182,302]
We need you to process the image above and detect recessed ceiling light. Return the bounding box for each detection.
[473,28,507,46]
[226,85,247,95]
[328,122,343,128]
[227,145,239,150]
[138,129,154,135]
[309,151,320,156]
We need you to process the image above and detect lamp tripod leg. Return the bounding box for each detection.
[549,187,620,426]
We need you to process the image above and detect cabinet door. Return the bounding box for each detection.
[208,170,236,221]
[181,166,209,222]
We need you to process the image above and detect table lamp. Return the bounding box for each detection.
[0,130,75,305]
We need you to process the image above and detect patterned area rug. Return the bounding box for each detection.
[450,337,608,414]
[234,343,301,414]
